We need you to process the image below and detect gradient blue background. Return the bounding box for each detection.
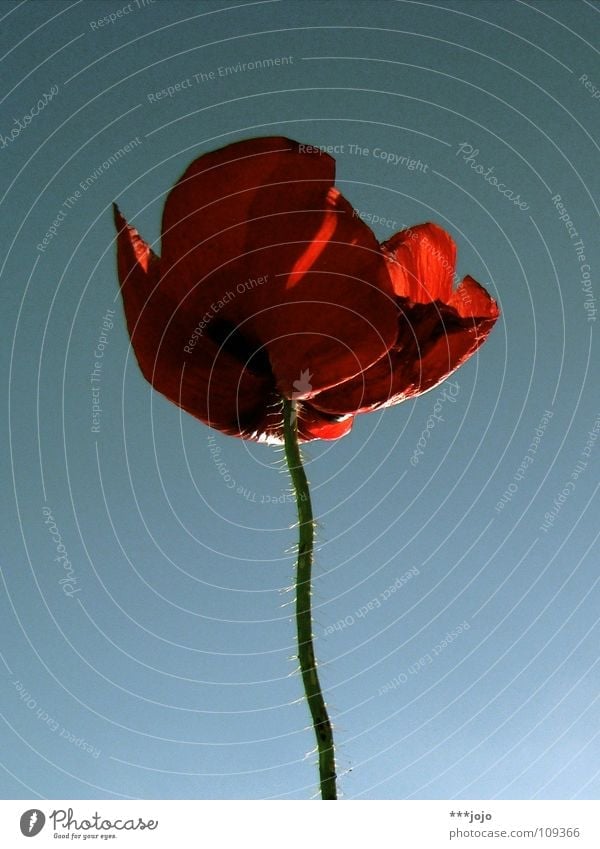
[1,0,599,800]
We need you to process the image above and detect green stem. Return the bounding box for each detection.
[282,398,337,801]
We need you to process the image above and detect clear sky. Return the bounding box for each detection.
[1,0,599,800]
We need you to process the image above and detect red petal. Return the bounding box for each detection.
[158,137,398,399]
[114,204,275,437]
[310,282,500,415]
[166,339,276,439]
[382,222,456,302]
[160,136,335,298]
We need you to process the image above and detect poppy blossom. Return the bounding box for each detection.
[114,136,499,442]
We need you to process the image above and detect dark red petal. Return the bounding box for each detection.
[158,137,398,398]
[114,204,275,438]
[310,279,500,415]
[161,136,335,274]
[382,222,456,302]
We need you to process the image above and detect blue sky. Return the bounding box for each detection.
[1,0,599,800]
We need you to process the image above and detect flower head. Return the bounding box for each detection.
[114,136,499,442]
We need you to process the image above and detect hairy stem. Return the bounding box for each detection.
[282,398,337,800]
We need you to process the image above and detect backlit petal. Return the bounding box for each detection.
[382,222,456,302]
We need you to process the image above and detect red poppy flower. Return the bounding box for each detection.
[114,136,499,443]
